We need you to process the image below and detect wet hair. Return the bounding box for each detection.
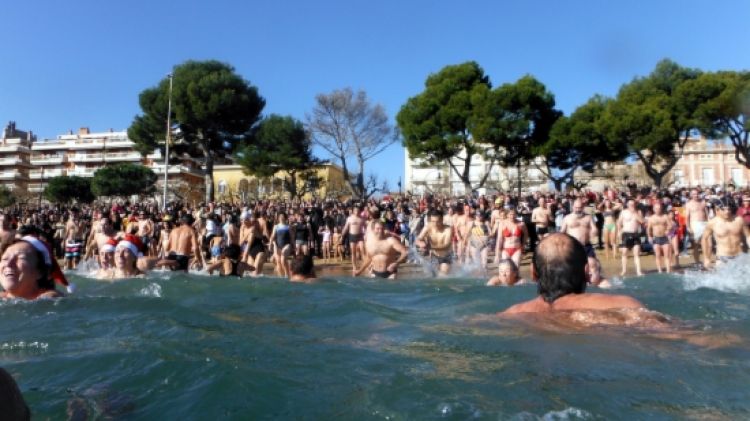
[533,234,587,303]
[497,258,519,275]
[715,197,737,214]
[428,209,443,219]
[180,214,193,225]
[290,254,315,277]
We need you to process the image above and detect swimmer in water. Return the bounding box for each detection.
[500,233,643,315]
[206,244,255,277]
[289,254,317,283]
[0,238,63,299]
[416,209,454,275]
[486,259,528,286]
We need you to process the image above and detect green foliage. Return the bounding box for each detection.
[128,60,265,201]
[599,59,703,187]
[236,115,316,178]
[397,62,493,191]
[43,176,93,204]
[0,186,16,208]
[398,63,560,193]
[538,95,627,190]
[688,71,750,168]
[91,164,157,197]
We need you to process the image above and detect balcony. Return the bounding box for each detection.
[30,154,66,165]
[29,169,65,179]
[67,168,97,177]
[69,153,104,162]
[0,144,29,152]
[104,152,142,162]
[0,157,26,166]
[27,184,45,193]
[0,170,26,180]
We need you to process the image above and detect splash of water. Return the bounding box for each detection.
[682,254,750,295]
[139,283,162,298]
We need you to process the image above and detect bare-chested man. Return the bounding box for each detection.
[342,206,365,269]
[685,189,708,265]
[64,212,82,270]
[137,210,155,257]
[416,209,454,275]
[224,215,240,246]
[354,220,408,279]
[617,199,645,277]
[158,214,204,272]
[647,202,674,273]
[531,198,553,242]
[702,199,750,269]
[560,199,599,279]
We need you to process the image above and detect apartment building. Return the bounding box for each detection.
[404,147,549,195]
[673,137,749,188]
[0,122,34,193]
[25,126,203,197]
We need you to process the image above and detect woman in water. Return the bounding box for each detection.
[206,244,255,277]
[270,213,292,277]
[599,199,620,260]
[0,238,63,299]
[241,213,267,277]
[496,208,527,269]
[486,259,525,286]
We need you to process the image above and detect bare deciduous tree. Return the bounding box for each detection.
[306,88,396,200]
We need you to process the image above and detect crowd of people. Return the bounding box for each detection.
[0,185,749,300]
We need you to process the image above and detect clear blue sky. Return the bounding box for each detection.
[2,0,749,189]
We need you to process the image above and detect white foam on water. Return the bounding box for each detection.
[139,283,162,298]
[0,341,49,351]
[681,254,750,295]
[510,407,593,421]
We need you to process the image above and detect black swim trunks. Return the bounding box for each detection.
[584,243,596,258]
[620,233,641,250]
[349,233,364,243]
[372,269,395,278]
[168,253,190,271]
[652,236,669,246]
[431,252,453,266]
[535,226,549,236]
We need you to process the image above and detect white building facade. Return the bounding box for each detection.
[404,148,548,195]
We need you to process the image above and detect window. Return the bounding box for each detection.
[218,180,227,194]
[699,154,713,160]
[701,168,715,186]
[732,168,744,186]
[673,169,685,185]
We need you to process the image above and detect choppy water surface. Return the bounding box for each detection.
[2,259,750,420]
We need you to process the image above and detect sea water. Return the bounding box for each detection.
[2,261,750,419]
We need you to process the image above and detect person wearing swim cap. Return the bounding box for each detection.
[702,198,750,269]
[0,238,63,299]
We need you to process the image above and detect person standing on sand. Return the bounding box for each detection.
[342,206,365,270]
[560,199,600,280]
[685,189,708,265]
[617,199,645,277]
[647,201,674,273]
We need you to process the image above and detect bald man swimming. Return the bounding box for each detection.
[501,233,644,314]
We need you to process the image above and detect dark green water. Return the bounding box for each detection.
[2,262,750,420]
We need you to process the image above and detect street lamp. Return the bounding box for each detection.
[162,73,174,210]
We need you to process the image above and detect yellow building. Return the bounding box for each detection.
[213,163,349,202]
